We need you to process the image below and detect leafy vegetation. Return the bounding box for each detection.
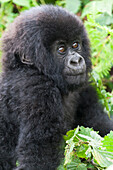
[0,0,113,169]
[58,126,113,170]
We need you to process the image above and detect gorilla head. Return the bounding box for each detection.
[2,5,91,90]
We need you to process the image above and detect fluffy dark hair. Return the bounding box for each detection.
[0,5,113,170]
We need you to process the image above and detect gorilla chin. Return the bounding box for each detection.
[64,72,87,85]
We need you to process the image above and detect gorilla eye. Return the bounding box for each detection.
[58,46,66,54]
[72,42,79,49]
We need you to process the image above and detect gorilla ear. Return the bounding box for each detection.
[21,54,33,65]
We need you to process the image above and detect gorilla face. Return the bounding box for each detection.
[2,5,92,89]
[51,40,87,85]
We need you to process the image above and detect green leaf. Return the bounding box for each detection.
[96,14,113,26]
[79,126,93,136]
[76,144,89,158]
[77,126,93,141]
[67,162,87,170]
[81,1,98,18]
[90,131,103,142]
[64,143,75,165]
[65,158,87,170]
[85,147,92,158]
[75,164,87,170]
[12,0,30,8]
[102,131,113,153]
[2,2,13,15]
[64,126,79,141]
[65,0,81,13]
[82,0,113,18]
[64,127,113,169]
[64,129,75,141]
[100,0,113,16]
[92,148,113,167]
[78,129,102,148]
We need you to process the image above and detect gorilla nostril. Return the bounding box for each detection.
[79,57,83,64]
[70,60,78,66]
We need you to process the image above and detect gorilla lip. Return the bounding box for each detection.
[64,72,87,84]
[65,72,86,78]
[64,70,86,77]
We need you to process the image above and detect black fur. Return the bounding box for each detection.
[0,5,113,170]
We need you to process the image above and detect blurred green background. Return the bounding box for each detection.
[0,0,113,117]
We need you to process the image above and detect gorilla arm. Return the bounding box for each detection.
[16,85,64,170]
[76,85,113,136]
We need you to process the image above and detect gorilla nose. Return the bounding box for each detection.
[70,56,82,67]
[67,54,86,73]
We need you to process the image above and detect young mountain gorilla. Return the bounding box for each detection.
[0,5,113,170]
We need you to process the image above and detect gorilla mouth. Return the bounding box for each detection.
[64,72,86,85]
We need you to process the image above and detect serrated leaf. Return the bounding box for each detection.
[65,0,81,13]
[12,0,30,7]
[77,126,93,141]
[102,131,113,153]
[79,126,93,136]
[66,161,87,170]
[78,132,102,143]
[92,148,113,167]
[90,131,103,142]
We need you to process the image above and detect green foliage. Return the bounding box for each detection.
[65,0,81,13]
[82,0,113,18]
[0,0,38,36]
[0,0,91,35]
[102,131,113,152]
[84,14,113,116]
[12,0,31,8]
[58,126,113,170]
